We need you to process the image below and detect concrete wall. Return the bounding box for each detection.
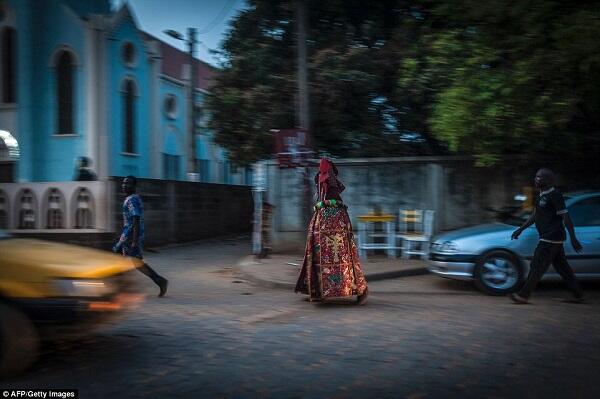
[263,157,532,250]
[112,178,253,247]
[2,178,253,249]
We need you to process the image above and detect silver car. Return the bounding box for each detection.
[428,191,600,295]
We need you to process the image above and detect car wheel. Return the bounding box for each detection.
[0,302,39,379]
[473,251,524,295]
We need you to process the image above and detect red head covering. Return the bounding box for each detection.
[318,158,335,182]
[315,158,344,201]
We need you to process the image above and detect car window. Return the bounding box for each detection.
[569,196,600,227]
[0,230,11,240]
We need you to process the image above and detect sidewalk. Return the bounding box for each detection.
[235,253,429,290]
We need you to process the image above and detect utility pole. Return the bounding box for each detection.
[296,0,310,131]
[296,0,312,228]
[188,28,198,180]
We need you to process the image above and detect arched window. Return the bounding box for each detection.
[56,51,75,134]
[18,189,36,229]
[164,94,177,119]
[123,79,136,153]
[74,187,94,229]
[0,190,8,229]
[0,210,6,229]
[46,188,64,229]
[162,127,182,180]
[2,27,16,103]
[121,41,136,67]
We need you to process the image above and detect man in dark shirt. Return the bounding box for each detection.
[510,168,584,304]
[74,156,97,181]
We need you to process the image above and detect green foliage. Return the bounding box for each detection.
[401,0,600,165]
[207,0,600,166]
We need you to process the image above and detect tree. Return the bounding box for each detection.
[397,0,600,166]
[207,0,600,171]
[206,0,296,166]
[207,0,443,166]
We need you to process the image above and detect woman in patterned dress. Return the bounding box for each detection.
[295,158,368,305]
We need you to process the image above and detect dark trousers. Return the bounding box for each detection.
[518,241,583,298]
[136,263,165,286]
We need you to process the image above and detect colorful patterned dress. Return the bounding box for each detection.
[295,160,368,301]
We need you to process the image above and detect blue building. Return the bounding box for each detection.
[0,0,250,185]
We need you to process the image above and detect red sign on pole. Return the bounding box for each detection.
[272,128,314,168]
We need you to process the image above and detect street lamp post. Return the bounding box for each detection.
[164,28,199,181]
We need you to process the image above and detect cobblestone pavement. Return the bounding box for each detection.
[4,237,600,399]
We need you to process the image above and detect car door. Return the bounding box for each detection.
[515,222,539,264]
[565,195,600,275]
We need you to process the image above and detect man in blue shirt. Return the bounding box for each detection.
[510,168,583,304]
[114,176,168,297]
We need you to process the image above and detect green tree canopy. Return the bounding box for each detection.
[207,0,600,168]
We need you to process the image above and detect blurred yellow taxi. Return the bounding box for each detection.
[0,230,144,378]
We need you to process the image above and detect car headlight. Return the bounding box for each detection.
[431,241,460,254]
[53,279,115,297]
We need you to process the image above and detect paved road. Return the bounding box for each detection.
[4,238,600,399]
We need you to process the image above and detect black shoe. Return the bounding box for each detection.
[509,293,529,304]
[357,288,368,306]
[158,277,168,297]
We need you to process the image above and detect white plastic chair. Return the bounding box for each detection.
[398,209,423,235]
[397,210,435,259]
[357,216,396,259]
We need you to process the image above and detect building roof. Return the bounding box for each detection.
[141,31,218,91]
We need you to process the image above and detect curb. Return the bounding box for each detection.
[234,256,429,291]
[366,267,430,281]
